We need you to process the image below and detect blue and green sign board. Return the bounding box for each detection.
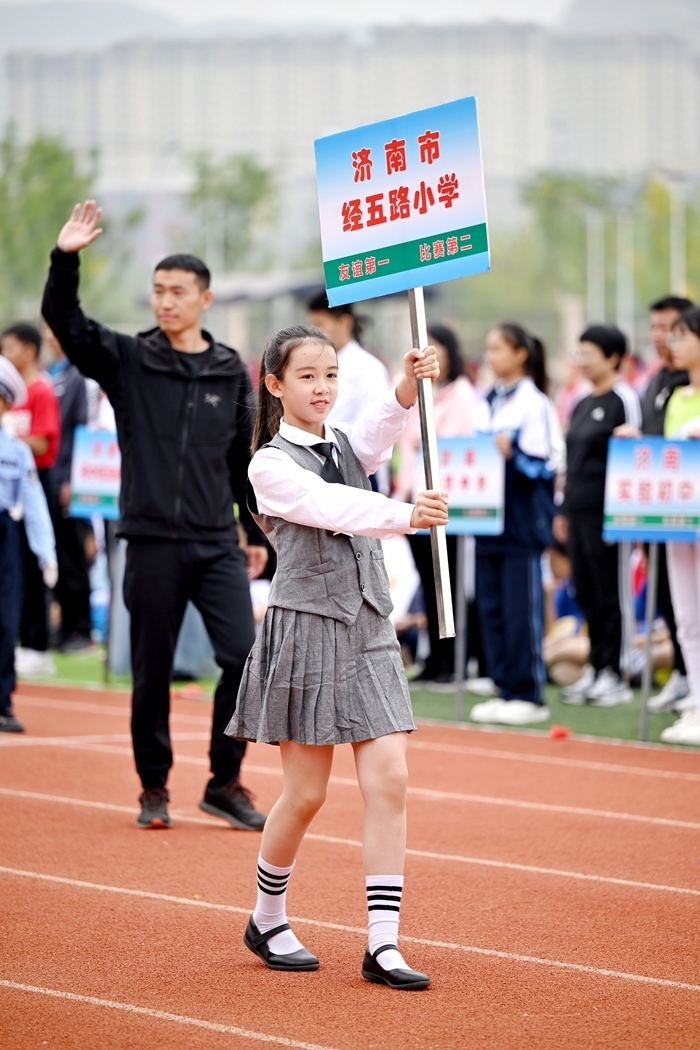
[315,96,490,305]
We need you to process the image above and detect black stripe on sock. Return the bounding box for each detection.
[367,893,402,902]
[257,867,289,881]
[366,884,404,892]
[368,904,401,912]
[257,877,289,894]
[257,875,289,890]
[258,873,289,885]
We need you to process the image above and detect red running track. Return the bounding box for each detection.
[0,682,699,1049]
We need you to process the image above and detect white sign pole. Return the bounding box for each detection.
[408,286,455,639]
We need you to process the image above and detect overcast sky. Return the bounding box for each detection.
[0,0,573,27]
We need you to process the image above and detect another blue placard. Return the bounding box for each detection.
[69,426,121,520]
[416,436,504,536]
[603,436,700,541]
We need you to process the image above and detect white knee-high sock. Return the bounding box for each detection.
[253,855,304,955]
[366,875,408,970]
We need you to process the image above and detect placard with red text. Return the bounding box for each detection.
[604,436,700,541]
[315,96,489,306]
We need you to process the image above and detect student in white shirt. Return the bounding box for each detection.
[307,293,390,490]
[470,324,559,727]
[227,324,447,990]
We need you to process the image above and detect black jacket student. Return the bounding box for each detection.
[42,248,262,546]
[42,245,266,829]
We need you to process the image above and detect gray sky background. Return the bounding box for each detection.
[0,0,573,27]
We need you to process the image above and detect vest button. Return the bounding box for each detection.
[360,583,366,591]
[356,551,362,560]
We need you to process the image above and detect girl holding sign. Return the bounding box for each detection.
[660,308,700,746]
[226,324,447,989]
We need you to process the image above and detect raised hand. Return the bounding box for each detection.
[57,201,103,253]
[405,344,440,384]
[395,345,440,409]
[410,489,449,531]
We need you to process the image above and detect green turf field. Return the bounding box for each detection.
[407,682,681,745]
[33,646,690,746]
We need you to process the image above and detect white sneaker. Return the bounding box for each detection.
[559,664,596,705]
[674,693,697,714]
[470,698,505,723]
[585,668,633,707]
[15,648,57,676]
[466,677,497,697]
[495,700,551,726]
[660,707,700,746]
[647,671,690,713]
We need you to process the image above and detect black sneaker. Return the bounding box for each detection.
[137,788,171,829]
[199,781,266,830]
[0,713,25,733]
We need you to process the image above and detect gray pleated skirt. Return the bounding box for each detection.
[226,602,416,745]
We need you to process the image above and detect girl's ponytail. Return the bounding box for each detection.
[497,322,548,395]
[251,324,335,453]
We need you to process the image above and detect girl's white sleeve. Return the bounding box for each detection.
[516,392,553,460]
[250,449,415,539]
[473,398,491,433]
[332,387,411,475]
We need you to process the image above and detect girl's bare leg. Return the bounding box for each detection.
[352,732,428,984]
[259,741,334,865]
[352,732,408,873]
[249,742,334,958]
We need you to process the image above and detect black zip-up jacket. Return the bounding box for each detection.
[42,247,264,545]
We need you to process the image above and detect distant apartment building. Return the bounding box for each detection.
[6,24,700,243]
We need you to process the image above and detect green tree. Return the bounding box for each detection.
[0,129,100,317]
[635,177,700,307]
[186,152,275,272]
[522,172,618,299]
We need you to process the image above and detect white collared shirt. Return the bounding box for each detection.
[250,387,415,538]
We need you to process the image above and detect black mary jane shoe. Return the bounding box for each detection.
[361,945,431,990]
[243,916,320,972]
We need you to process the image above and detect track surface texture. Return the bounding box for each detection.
[1,682,699,1049]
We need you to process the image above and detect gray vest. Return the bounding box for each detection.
[255,430,394,625]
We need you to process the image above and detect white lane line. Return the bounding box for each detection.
[404,785,700,830]
[0,734,133,748]
[0,787,215,822]
[1,868,698,994]
[15,694,209,726]
[0,980,338,1049]
[0,792,698,898]
[3,741,698,830]
[409,740,700,783]
[18,694,699,782]
[0,733,210,748]
[399,849,700,897]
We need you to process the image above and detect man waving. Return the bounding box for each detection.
[43,202,268,831]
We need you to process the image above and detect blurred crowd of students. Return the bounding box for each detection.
[2,291,700,747]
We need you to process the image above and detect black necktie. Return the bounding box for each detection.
[313,442,346,485]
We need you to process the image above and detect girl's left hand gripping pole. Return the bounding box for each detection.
[408,287,455,639]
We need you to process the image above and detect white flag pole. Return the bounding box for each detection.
[407,286,455,639]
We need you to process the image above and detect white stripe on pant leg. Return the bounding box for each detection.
[665,542,700,704]
[528,555,546,701]
[618,540,635,678]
